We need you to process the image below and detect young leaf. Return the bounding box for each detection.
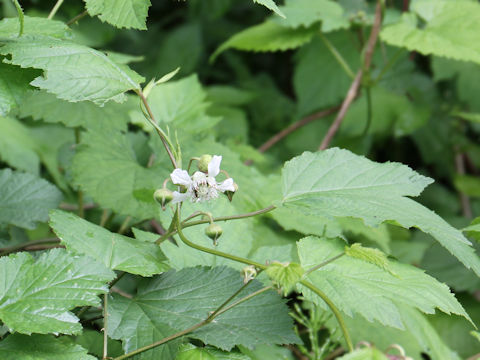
[0,169,62,229]
[1,36,143,105]
[84,0,151,30]
[345,243,395,276]
[0,249,115,335]
[0,334,95,360]
[0,116,40,174]
[252,0,285,18]
[381,0,480,64]
[265,261,304,295]
[108,266,298,354]
[298,237,471,329]
[211,21,317,61]
[49,210,169,276]
[281,149,480,276]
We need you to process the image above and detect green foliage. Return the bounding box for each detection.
[253,0,285,18]
[0,249,114,334]
[345,243,394,275]
[0,63,36,116]
[84,0,151,30]
[0,169,62,229]
[336,347,388,360]
[265,261,304,295]
[50,210,169,276]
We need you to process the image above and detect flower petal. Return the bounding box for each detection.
[208,155,222,178]
[171,191,191,204]
[217,178,235,192]
[170,169,191,186]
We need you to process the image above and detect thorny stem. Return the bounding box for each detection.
[319,0,383,150]
[0,238,60,256]
[136,90,178,169]
[103,294,109,359]
[304,253,345,276]
[47,0,65,19]
[11,0,24,36]
[113,278,267,360]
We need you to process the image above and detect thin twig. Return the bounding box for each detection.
[150,220,166,235]
[66,9,88,26]
[319,0,383,150]
[455,151,473,218]
[304,253,345,276]
[47,0,65,19]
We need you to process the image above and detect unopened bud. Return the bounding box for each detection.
[154,188,173,209]
[198,154,213,173]
[205,223,223,245]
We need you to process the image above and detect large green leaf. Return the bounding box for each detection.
[84,0,151,30]
[274,0,348,31]
[0,16,70,39]
[252,0,285,18]
[0,169,62,229]
[1,36,143,105]
[281,149,480,276]
[18,90,133,131]
[0,116,39,174]
[0,63,36,116]
[0,334,95,360]
[211,21,317,61]
[381,0,480,64]
[298,237,471,329]
[0,249,115,334]
[50,210,168,276]
[108,266,298,356]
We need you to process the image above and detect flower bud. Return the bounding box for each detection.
[154,188,173,209]
[205,223,223,244]
[198,154,213,173]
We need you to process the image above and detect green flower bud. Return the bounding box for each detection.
[198,154,213,173]
[205,223,223,244]
[154,188,173,209]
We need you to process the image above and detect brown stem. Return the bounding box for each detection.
[319,0,383,150]
[59,202,97,211]
[67,10,88,26]
[0,238,60,256]
[258,106,340,153]
[455,151,473,218]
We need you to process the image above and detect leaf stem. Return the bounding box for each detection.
[304,253,345,275]
[0,238,60,256]
[103,294,109,359]
[47,0,64,19]
[136,89,178,169]
[118,216,132,235]
[75,128,85,218]
[319,32,355,79]
[66,10,88,26]
[11,0,24,36]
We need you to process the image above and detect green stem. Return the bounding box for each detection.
[103,294,109,359]
[300,280,353,352]
[214,285,272,317]
[66,9,88,25]
[361,86,373,136]
[0,238,60,256]
[11,0,24,36]
[304,253,345,276]
[319,32,355,79]
[75,128,84,218]
[373,48,404,85]
[47,0,65,19]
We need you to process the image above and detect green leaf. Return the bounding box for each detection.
[274,0,348,31]
[49,210,169,276]
[265,261,304,295]
[298,236,471,329]
[0,16,70,39]
[345,243,395,276]
[1,35,143,105]
[211,21,317,61]
[131,74,220,133]
[72,126,162,220]
[109,266,298,354]
[381,0,480,64]
[336,347,388,360]
[176,344,250,360]
[252,0,285,18]
[453,112,480,123]
[75,329,124,358]
[0,249,115,334]
[0,63,37,116]
[454,175,480,198]
[84,0,151,30]
[0,169,62,229]
[0,116,39,174]
[0,334,96,360]
[281,149,480,276]
[18,90,133,131]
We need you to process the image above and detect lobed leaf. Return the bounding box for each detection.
[0,249,115,334]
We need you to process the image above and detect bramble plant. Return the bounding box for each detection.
[1,0,480,359]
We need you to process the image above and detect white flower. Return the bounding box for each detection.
[170,155,236,203]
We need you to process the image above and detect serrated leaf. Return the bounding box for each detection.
[72,126,162,220]
[50,210,168,276]
[0,169,62,229]
[0,334,96,360]
[274,0,348,31]
[345,243,395,276]
[1,35,143,105]
[381,0,480,64]
[281,149,480,276]
[109,266,298,354]
[18,90,133,131]
[0,249,115,334]
[298,237,471,329]
[0,116,39,174]
[211,21,317,61]
[84,0,151,30]
[265,261,304,295]
[0,16,70,39]
[0,63,37,116]
[253,0,285,18]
